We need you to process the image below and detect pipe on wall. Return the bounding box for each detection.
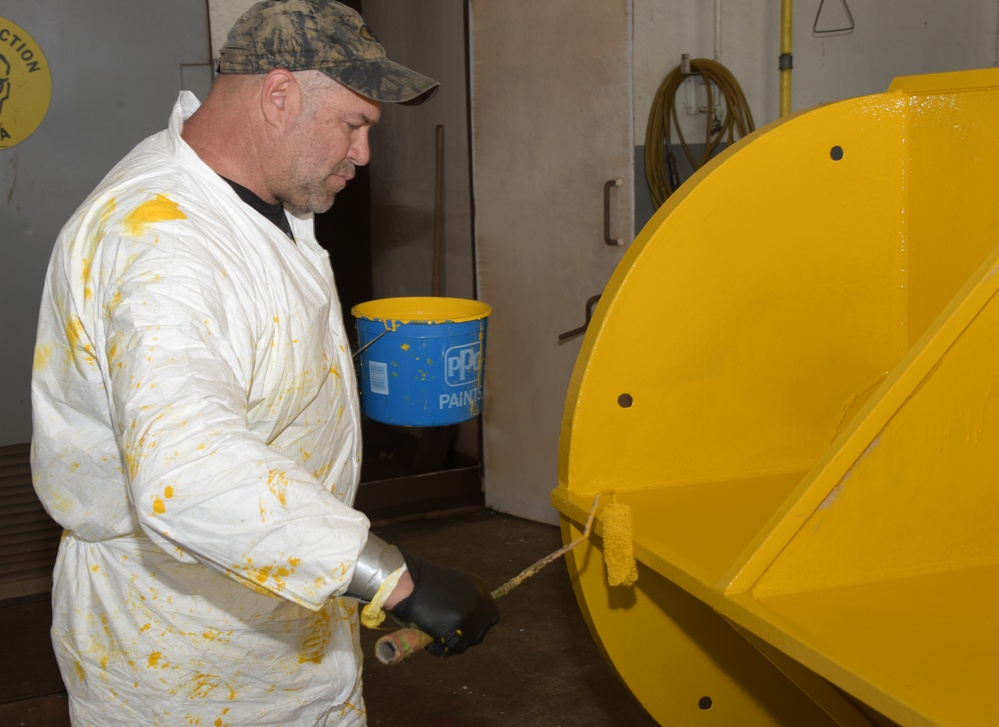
[780,0,793,116]
[714,0,722,61]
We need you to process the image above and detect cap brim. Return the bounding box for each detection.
[323,58,440,106]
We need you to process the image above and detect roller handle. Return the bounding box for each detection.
[375,627,435,665]
[374,492,606,666]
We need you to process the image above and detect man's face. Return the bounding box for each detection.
[271,80,381,215]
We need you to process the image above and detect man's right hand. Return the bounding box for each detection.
[388,549,499,657]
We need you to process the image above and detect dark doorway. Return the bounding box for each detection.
[313,95,481,521]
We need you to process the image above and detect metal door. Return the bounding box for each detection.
[470,0,634,523]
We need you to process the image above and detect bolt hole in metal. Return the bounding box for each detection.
[830,145,844,161]
[618,394,633,408]
[698,696,713,710]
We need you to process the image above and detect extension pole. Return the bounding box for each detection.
[432,125,444,297]
[779,0,793,117]
[713,0,722,61]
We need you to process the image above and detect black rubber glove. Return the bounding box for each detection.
[389,548,499,657]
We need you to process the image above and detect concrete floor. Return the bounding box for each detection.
[0,508,660,727]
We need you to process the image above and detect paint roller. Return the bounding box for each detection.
[367,491,638,666]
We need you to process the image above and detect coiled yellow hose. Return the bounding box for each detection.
[644,58,755,209]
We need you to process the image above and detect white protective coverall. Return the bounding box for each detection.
[31,92,372,726]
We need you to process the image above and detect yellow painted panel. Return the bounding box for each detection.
[751,258,999,596]
[560,92,909,496]
[905,86,999,343]
[560,520,844,727]
[741,563,999,726]
[554,68,999,726]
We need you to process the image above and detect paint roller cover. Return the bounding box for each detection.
[602,500,638,587]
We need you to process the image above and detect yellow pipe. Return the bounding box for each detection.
[780,0,793,117]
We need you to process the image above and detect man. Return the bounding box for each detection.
[30,2,498,724]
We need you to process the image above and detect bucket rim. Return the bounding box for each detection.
[351,296,492,324]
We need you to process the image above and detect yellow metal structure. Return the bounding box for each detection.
[552,68,999,726]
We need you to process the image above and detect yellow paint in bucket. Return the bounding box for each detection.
[353,297,491,327]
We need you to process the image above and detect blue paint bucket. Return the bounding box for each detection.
[352,297,491,427]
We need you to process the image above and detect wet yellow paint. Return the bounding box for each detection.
[124,194,187,237]
[353,297,491,324]
[337,701,367,721]
[236,556,299,593]
[190,672,221,699]
[297,608,332,664]
[250,564,275,584]
[126,450,139,481]
[81,256,94,300]
[602,498,638,587]
[106,289,123,317]
[65,315,95,364]
[32,343,51,371]
[266,469,289,506]
[99,198,117,227]
[151,486,173,515]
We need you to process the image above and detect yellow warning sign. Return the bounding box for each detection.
[0,16,51,150]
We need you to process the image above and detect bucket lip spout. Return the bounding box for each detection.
[351,296,492,324]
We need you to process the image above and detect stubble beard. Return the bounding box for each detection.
[286,161,355,215]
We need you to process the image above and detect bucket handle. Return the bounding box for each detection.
[352,329,391,360]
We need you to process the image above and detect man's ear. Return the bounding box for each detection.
[260,69,299,130]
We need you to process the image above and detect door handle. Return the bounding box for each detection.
[604,178,624,246]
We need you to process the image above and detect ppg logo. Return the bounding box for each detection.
[445,342,481,387]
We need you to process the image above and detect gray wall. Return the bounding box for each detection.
[364,0,475,302]
[0,1,211,445]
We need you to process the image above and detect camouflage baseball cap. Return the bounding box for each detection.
[218,0,439,106]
